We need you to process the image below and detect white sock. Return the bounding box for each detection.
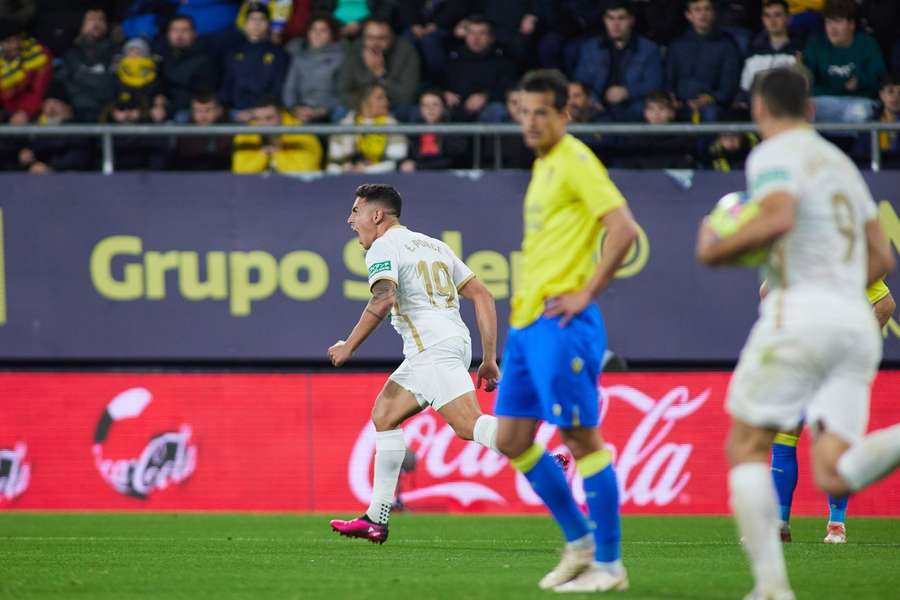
[473,414,498,452]
[592,559,624,576]
[565,533,593,551]
[837,423,900,491]
[365,429,406,525]
[729,463,790,594]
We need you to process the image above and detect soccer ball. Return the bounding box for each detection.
[707,191,768,267]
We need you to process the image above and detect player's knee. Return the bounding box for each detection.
[447,417,475,440]
[371,403,400,431]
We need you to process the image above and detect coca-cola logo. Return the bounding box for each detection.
[348,384,709,508]
[0,442,30,502]
[92,387,197,499]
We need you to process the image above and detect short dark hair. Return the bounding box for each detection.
[752,66,810,119]
[645,90,674,109]
[419,88,446,105]
[686,0,713,9]
[192,92,219,105]
[761,0,789,11]
[823,0,856,21]
[306,12,339,40]
[604,0,634,16]
[466,14,493,31]
[168,14,195,30]
[567,80,590,95]
[882,72,900,88]
[356,184,402,217]
[520,69,569,111]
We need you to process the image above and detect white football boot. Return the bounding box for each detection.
[823,521,847,544]
[554,565,629,593]
[538,546,594,590]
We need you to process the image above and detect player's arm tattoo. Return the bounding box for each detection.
[366,279,396,321]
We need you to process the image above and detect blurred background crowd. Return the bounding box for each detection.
[1,0,898,173]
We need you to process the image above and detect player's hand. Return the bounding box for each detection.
[476,359,500,392]
[328,340,352,367]
[544,290,592,327]
[695,217,721,265]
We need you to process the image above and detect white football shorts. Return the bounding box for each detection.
[390,336,475,411]
[726,307,881,443]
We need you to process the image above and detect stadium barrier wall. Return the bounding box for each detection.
[0,171,899,362]
[2,370,899,515]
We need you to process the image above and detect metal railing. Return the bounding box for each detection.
[2,122,899,174]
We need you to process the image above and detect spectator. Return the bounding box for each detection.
[536,0,605,75]
[706,131,759,171]
[479,0,538,66]
[804,0,885,123]
[440,15,518,122]
[574,0,663,122]
[16,80,94,173]
[631,0,686,47]
[608,91,697,169]
[117,37,163,106]
[337,18,419,120]
[391,0,468,81]
[236,0,294,43]
[566,80,603,124]
[666,0,742,122]
[220,2,289,122]
[160,15,217,123]
[739,0,802,104]
[0,0,35,34]
[31,0,114,58]
[61,8,116,123]
[232,97,323,173]
[315,0,392,39]
[401,89,469,171]
[0,19,52,123]
[856,73,900,169]
[100,91,170,170]
[327,82,406,173]
[282,13,343,123]
[485,84,533,169]
[121,0,179,41]
[859,0,900,63]
[172,93,233,170]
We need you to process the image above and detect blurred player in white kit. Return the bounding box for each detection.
[697,66,900,600]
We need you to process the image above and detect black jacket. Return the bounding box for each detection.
[160,43,218,112]
[62,37,117,122]
[442,45,518,103]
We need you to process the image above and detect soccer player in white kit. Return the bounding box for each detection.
[697,66,900,600]
[328,184,501,544]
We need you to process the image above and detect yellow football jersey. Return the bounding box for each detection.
[867,278,891,305]
[510,134,626,328]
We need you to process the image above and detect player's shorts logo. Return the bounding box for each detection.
[92,387,197,499]
[0,442,30,503]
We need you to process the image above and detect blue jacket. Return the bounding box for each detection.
[666,29,741,106]
[220,40,289,111]
[574,34,663,103]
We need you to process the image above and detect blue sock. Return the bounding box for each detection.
[578,450,621,563]
[828,494,848,523]
[512,444,589,542]
[771,435,799,523]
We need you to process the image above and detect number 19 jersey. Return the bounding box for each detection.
[365,225,474,357]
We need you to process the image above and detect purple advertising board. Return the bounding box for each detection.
[0,171,897,361]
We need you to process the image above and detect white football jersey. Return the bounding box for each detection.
[746,127,878,315]
[365,226,474,357]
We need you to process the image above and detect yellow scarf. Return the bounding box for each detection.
[355,114,389,164]
[117,56,157,88]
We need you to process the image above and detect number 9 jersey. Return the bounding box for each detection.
[365,225,475,357]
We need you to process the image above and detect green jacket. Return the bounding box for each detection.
[803,32,885,98]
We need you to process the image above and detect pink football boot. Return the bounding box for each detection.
[329,515,389,544]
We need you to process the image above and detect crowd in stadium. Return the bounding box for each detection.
[0,0,898,173]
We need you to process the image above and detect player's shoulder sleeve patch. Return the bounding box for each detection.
[368,260,392,277]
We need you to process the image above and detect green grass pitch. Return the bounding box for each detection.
[1,513,898,599]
